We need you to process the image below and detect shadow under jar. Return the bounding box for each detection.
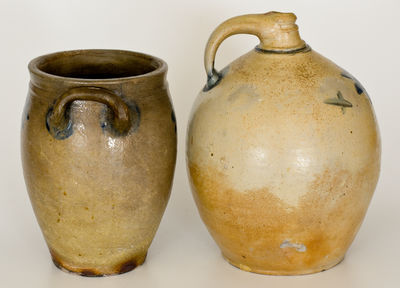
[21,50,177,276]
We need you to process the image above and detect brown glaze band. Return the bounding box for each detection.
[50,249,147,277]
[223,253,345,275]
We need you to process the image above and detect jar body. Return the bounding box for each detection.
[21,50,177,276]
[187,48,380,275]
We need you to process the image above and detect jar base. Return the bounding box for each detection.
[222,254,344,275]
[50,251,147,277]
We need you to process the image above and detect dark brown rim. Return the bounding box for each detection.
[28,49,167,83]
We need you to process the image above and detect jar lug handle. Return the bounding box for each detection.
[46,86,132,139]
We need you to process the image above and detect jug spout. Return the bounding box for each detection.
[257,11,305,51]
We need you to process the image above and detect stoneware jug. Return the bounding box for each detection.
[187,12,380,275]
[21,49,177,276]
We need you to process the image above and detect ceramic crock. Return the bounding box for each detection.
[187,12,380,275]
[21,49,177,276]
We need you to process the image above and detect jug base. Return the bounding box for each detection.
[50,250,147,277]
[222,253,344,275]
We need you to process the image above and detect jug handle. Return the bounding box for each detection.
[203,12,305,91]
[46,86,131,139]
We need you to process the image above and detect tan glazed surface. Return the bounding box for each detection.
[187,12,380,275]
[21,50,177,276]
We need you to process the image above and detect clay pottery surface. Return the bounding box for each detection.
[21,49,177,276]
[187,12,380,275]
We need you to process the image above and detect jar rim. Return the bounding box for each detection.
[28,49,167,83]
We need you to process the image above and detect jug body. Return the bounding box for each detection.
[187,12,380,275]
[21,50,177,276]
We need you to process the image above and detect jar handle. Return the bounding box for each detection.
[47,86,131,139]
[203,12,305,91]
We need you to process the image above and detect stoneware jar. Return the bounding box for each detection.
[21,49,177,276]
[187,12,380,275]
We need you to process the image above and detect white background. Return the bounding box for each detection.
[0,0,399,287]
